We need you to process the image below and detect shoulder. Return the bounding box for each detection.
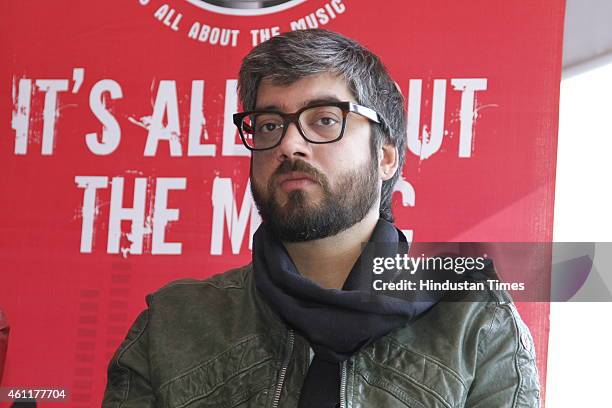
[407,284,534,362]
[143,263,283,334]
[144,264,251,309]
[152,263,252,296]
[411,263,533,356]
[142,264,252,329]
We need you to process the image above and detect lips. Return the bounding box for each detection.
[275,171,318,192]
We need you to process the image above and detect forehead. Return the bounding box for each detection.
[255,72,356,112]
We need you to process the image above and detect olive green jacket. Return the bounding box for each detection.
[103,264,540,407]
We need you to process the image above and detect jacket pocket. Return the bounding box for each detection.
[359,371,428,408]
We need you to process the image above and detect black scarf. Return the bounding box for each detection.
[253,218,442,407]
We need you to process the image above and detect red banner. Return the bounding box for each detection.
[0,0,564,406]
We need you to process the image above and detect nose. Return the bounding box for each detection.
[275,121,310,161]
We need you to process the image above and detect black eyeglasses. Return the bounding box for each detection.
[232,101,382,151]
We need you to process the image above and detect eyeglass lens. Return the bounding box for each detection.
[240,105,344,149]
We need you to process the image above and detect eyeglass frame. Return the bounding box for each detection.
[232,101,382,151]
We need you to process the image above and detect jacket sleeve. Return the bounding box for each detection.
[464,302,541,408]
[102,309,157,407]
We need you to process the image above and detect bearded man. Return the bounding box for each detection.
[103,29,540,408]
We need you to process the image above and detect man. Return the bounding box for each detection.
[103,29,540,407]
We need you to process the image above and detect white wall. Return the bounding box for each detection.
[547,61,612,407]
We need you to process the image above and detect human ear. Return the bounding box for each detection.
[379,143,399,181]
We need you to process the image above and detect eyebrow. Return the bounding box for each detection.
[255,96,344,111]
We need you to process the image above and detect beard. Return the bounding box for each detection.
[251,156,379,242]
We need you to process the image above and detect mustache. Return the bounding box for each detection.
[270,159,328,189]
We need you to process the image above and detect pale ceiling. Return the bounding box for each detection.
[563,0,612,76]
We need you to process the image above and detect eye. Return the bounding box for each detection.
[257,122,282,133]
[316,117,339,126]
[302,106,343,130]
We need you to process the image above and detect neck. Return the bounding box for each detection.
[283,209,381,289]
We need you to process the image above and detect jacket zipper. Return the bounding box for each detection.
[340,360,348,408]
[271,329,294,408]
